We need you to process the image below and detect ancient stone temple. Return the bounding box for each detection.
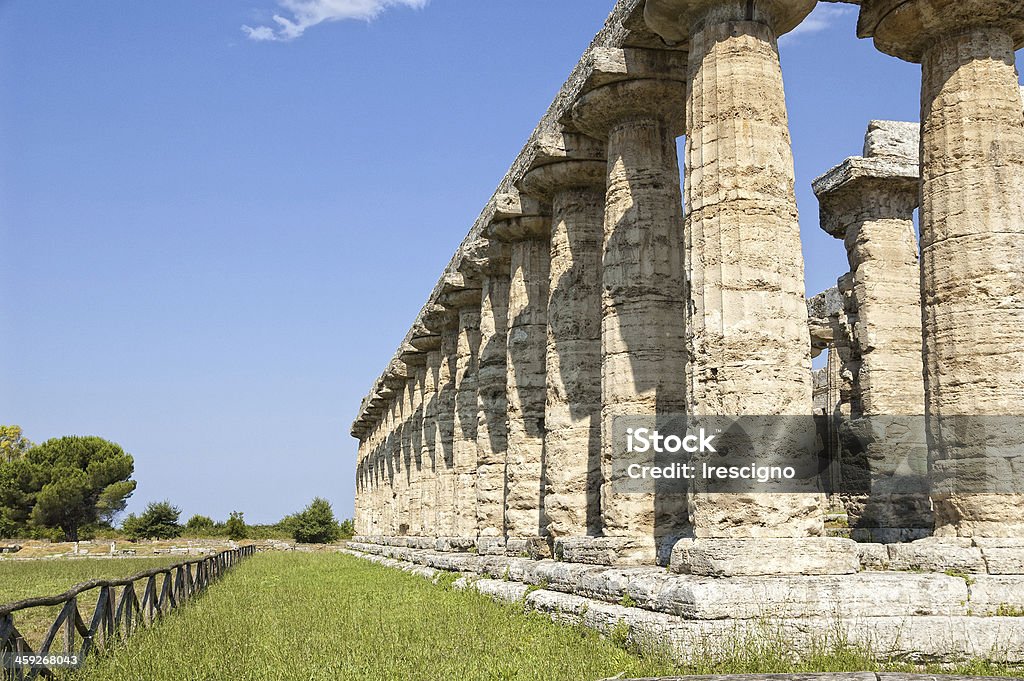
[347,0,1024,661]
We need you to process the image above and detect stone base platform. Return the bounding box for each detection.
[344,541,1024,664]
[353,535,1024,576]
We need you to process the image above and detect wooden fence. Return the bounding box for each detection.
[0,544,256,680]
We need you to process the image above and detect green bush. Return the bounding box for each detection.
[226,511,247,540]
[338,518,355,540]
[122,501,182,540]
[185,514,216,533]
[290,498,341,545]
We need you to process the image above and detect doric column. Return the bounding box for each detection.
[384,364,411,536]
[814,120,931,540]
[354,449,365,536]
[400,346,428,538]
[461,239,511,542]
[440,275,484,538]
[411,330,442,537]
[859,0,1024,537]
[382,393,399,536]
[424,305,459,538]
[489,192,551,555]
[570,55,690,559]
[645,0,823,541]
[518,131,607,541]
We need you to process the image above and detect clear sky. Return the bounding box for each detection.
[1,1,1021,524]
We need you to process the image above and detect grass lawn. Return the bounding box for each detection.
[0,557,181,646]
[62,552,1023,681]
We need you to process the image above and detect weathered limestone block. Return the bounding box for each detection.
[670,538,860,577]
[965,575,1024,615]
[645,0,823,539]
[813,121,931,538]
[461,240,511,539]
[489,194,551,546]
[859,0,1024,537]
[555,536,665,567]
[441,276,484,539]
[519,131,606,541]
[885,538,987,574]
[976,538,1024,575]
[570,70,689,555]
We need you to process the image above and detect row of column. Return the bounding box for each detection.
[355,0,1024,549]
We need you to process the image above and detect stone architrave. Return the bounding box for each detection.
[645,0,825,541]
[570,51,690,559]
[859,0,1024,537]
[813,120,932,540]
[489,192,551,553]
[518,130,607,541]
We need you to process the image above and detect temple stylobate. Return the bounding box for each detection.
[350,0,1024,602]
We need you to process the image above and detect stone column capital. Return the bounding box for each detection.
[570,78,686,140]
[399,344,428,367]
[813,119,921,238]
[518,162,606,204]
[439,273,483,311]
[486,191,551,243]
[382,361,411,390]
[516,131,607,202]
[858,0,1024,63]
[458,238,511,278]
[813,157,920,239]
[644,0,818,45]
[421,303,458,333]
[409,331,442,352]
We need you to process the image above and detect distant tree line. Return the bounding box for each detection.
[123,498,352,544]
[0,425,353,545]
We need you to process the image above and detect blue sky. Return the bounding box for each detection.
[1,1,1020,524]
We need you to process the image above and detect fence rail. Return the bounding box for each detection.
[0,544,256,680]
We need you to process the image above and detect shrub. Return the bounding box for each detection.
[122,501,182,540]
[290,498,341,545]
[185,514,216,533]
[226,511,247,540]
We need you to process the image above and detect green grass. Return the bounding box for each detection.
[0,557,181,645]
[36,552,1022,681]
[69,553,685,681]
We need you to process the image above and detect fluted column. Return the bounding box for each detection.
[571,71,689,555]
[519,132,607,541]
[425,306,459,537]
[354,449,365,536]
[401,347,428,537]
[441,276,484,538]
[489,194,551,553]
[411,333,442,537]
[645,0,823,539]
[859,0,1024,537]
[814,121,931,539]
[462,240,511,540]
[382,395,399,536]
